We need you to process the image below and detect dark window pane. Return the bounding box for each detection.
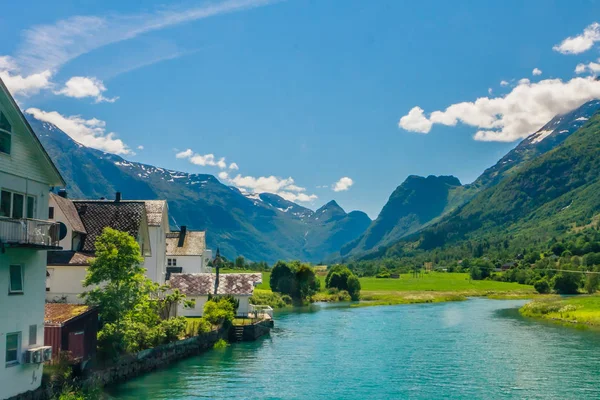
[12,193,23,219]
[29,325,37,346]
[9,265,23,292]
[6,333,19,363]
[173,259,177,266]
[0,131,11,154]
[0,112,11,132]
[0,190,10,217]
[27,196,35,218]
[48,206,54,219]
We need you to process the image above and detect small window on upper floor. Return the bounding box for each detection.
[48,206,55,219]
[172,258,177,266]
[5,332,20,366]
[9,264,23,294]
[0,111,11,155]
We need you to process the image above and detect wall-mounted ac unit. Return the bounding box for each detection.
[41,346,53,362]
[24,348,42,364]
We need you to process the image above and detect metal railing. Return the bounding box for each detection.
[0,218,60,248]
[248,304,274,319]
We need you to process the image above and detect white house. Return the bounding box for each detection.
[143,200,169,285]
[0,78,66,399]
[46,194,153,304]
[169,273,262,317]
[165,226,212,279]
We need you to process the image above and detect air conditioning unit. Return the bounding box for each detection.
[41,346,53,362]
[24,348,43,364]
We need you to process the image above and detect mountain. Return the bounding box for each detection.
[28,115,370,263]
[385,109,600,258]
[342,99,600,260]
[340,175,462,258]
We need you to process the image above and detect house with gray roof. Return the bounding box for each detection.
[169,273,262,317]
[165,226,212,279]
[46,192,165,303]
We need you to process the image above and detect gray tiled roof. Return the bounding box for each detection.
[169,273,262,296]
[47,251,95,266]
[166,231,206,256]
[144,200,167,226]
[73,201,146,253]
[50,193,86,233]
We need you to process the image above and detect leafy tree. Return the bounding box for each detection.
[533,278,551,294]
[203,301,235,326]
[552,272,581,294]
[346,275,361,301]
[295,263,320,299]
[584,273,600,294]
[270,261,296,295]
[235,256,246,270]
[326,265,361,300]
[208,294,240,313]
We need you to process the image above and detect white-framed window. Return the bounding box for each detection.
[168,258,177,266]
[172,258,177,266]
[5,332,20,367]
[9,264,23,294]
[0,190,36,219]
[0,111,12,155]
[168,259,171,266]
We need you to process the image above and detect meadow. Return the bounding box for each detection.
[520,295,600,327]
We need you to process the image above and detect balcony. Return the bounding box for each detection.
[0,218,61,249]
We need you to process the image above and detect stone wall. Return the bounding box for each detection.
[241,320,274,341]
[8,328,228,400]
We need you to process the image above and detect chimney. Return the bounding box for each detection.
[214,248,221,295]
[58,189,68,198]
[178,226,187,247]
[115,192,122,202]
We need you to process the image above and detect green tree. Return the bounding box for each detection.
[326,265,361,300]
[203,301,235,326]
[346,275,361,301]
[235,256,246,270]
[552,272,581,294]
[270,261,296,295]
[294,264,320,299]
[533,278,551,294]
[584,273,600,294]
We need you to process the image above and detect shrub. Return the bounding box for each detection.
[533,278,551,294]
[186,318,212,337]
[326,265,361,300]
[203,300,235,326]
[584,273,600,294]
[552,272,581,294]
[208,294,240,313]
[250,289,290,308]
[346,275,361,301]
[213,339,228,349]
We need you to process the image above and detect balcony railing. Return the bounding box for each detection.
[248,304,274,319]
[0,218,60,249]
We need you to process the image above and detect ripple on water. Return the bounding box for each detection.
[105,299,600,400]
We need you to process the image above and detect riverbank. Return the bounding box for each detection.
[520,294,600,328]
[248,271,536,308]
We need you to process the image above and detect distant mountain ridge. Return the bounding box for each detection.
[341,99,600,260]
[28,115,371,263]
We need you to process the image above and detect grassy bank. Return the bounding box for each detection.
[520,295,600,327]
[238,270,536,308]
[355,272,535,307]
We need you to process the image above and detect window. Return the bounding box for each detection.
[168,259,172,266]
[172,258,177,266]
[0,111,11,155]
[168,258,177,266]
[0,190,36,219]
[9,264,23,294]
[29,325,37,346]
[5,333,20,366]
[48,206,55,219]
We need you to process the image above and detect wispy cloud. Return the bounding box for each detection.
[553,22,600,55]
[16,0,278,74]
[176,148,229,169]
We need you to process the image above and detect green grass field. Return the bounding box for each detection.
[520,295,600,327]
[222,269,536,307]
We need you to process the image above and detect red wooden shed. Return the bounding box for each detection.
[44,304,98,363]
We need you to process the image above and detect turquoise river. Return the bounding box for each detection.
[105,299,600,399]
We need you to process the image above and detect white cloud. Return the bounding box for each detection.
[0,56,53,97]
[177,148,231,170]
[398,76,600,142]
[488,88,493,95]
[518,78,530,85]
[55,76,117,103]
[500,80,509,87]
[137,145,144,150]
[176,149,194,159]
[398,106,432,133]
[26,108,132,154]
[225,174,317,203]
[15,0,278,74]
[229,162,239,170]
[575,60,600,74]
[333,177,354,192]
[532,68,542,76]
[218,171,229,180]
[553,22,600,55]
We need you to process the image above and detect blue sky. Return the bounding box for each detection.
[2,1,600,218]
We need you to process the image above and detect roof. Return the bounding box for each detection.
[0,78,65,187]
[73,201,146,252]
[169,273,262,296]
[48,251,95,266]
[144,200,167,226]
[166,231,206,256]
[50,193,86,234]
[44,304,95,326]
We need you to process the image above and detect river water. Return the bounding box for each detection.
[105,299,600,399]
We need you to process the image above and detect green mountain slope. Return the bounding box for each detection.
[29,115,370,263]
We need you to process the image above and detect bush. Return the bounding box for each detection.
[213,339,228,349]
[552,272,581,294]
[584,273,600,294]
[346,275,361,301]
[185,318,212,337]
[203,300,235,326]
[376,271,391,279]
[208,294,240,313]
[326,265,361,300]
[533,278,551,294]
